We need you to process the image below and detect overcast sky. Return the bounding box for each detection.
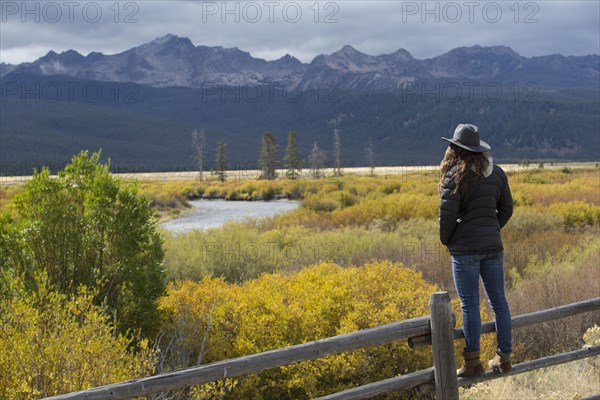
[1,1,599,64]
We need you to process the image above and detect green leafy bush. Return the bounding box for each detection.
[1,151,165,336]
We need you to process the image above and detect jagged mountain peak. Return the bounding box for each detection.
[389,48,415,60]
[330,45,371,60]
[334,44,362,53]
[36,49,84,66]
[136,34,196,53]
[315,45,378,73]
[30,49,86,75]
[41,50,58,59]
[151,33,193,46]
[485,45,522,56]
[440,45,522,59]
[424,44,528,79]
[0,62,16,76]
[275,53,302,65]
[87,51,104,59]
[60,49,86,63]
[204,45,254,59]
[62,49,82,56]
[40,49,84,59]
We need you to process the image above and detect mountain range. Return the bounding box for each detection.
[2,34,599,89]
[1,35,599,174]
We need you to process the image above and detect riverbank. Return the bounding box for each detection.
[160,198,300,233]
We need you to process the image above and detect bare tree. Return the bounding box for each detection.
[197,301,216,365]
[333,128,343,176]
[192,129,206,180]
[366,137,375,176]
[308,141,326,179]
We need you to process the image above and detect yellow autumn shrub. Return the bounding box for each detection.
[159,261,444,399]
[0,274,156,399]
[549,201,600,229]
[329,192,438,227]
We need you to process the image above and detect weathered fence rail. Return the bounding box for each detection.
[45,294,600,400]
[316,345,600,400]
[409,296,600,348]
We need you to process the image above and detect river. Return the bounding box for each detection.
[160,199,300,233]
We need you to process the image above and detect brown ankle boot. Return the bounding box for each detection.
[488,351,512,373]
[457,350,485,378]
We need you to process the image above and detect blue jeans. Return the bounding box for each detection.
[452,251,512,354]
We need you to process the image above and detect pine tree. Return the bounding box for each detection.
[192,129,206,180]
[308,141,326,179]
[215,142,227,182]
[258,131,279,180]
[366,137,375,176]
[284,130,303,179]
[333,128,343,176]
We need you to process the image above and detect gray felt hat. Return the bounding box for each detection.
[441,124,491,153]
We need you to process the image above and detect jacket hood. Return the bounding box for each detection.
[484,154,493,178]
[469,154,493,177]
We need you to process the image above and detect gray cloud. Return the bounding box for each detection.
[0,0,598,64]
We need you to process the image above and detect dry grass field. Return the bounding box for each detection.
[1,162,597,186]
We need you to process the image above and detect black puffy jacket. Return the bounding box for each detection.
[438,162,513,255]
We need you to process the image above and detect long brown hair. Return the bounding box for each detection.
[438,144,490,194]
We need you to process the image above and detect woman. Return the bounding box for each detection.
[438,123,514,378]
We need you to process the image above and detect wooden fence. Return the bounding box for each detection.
[45,294,600,400]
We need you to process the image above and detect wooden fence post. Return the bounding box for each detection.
[429,292,459,400]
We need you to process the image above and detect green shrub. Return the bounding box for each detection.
[302,193,340,212]
[380,182,402,195]
[2,151,165,337]
[505,208,563,236]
